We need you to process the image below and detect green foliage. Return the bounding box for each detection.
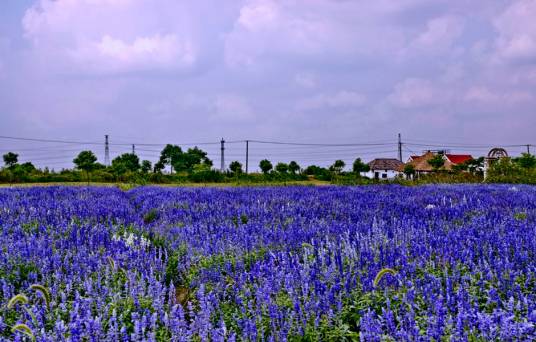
[158,144,183,172]
[330,160,345,174]
[514,212,527,221]
[453,157,484,175]
[73,150,97,172]
[112,153,140,174]
[486,157,536,184]
[514,153,536,169]
[3,152,18,168]
[165,250,182,286]
[331,175,373,185]
[288,161,300,174]
[0,260,39,291]
[403,164,415,178]
[73,150,98,183]
[229,161,243,175]
[172,147,213,173]
[275,162,289,174]
[303,165,331,180]
[427,154,445,171]
[157,145,213,174]
[141,160,152,173]
[352,158,369,174]
[3,144,535,186]
[411,172,483,184]
[188,169,225,183]
[143,208,159,224]
[259,159,273,174]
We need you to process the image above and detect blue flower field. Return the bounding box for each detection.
[0,185,535,341]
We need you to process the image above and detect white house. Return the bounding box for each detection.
[363,158,404,180]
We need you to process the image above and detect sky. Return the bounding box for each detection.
[0,0,535,170]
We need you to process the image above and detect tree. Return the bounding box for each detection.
[73,150,97,184]
[288,161,300,174]
[515,153,536,169]
[427,154,445,171]
[141,160,152,174]
[229,161,243,175]
[403,164,416,179]
[153,160,165,173]
[3,152,18,169]
[158,144,182,173]
[352,158,369,174]
[20,162,36,174]
[259,159,273,175]
[275,162,289,174]
[304,165,323,175]
[173,147,212,173]
[330,160,345,174]
[112,153,140,173]
[454,157,485,175]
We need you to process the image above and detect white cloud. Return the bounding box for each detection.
[390,78,534,109]
[388,78,448,108]
[415,16,464,48]
[401,15,464,58]
[237,0,279,32]
[297,91,366,110]
[493,0,536,61]
[69,34,195,73]
[294,73,316,88]
[22,0,199,73]
[465,86,533,105]
[224,0,409,68]
[212,94,253,121]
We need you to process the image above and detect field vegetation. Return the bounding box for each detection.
[0,185,535,340]
[1,146,536,186]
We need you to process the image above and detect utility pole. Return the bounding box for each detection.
[398,133,403,162]
[104,135,110,166]
[132,144,135,154]
[245,140,249,174]
[220,138,225,172]
[527,144,531,154]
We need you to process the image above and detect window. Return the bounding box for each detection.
[382,173,387,179]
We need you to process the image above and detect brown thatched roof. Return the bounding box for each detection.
[368,158,404,171]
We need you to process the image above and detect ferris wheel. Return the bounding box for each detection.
[487,147,508,159]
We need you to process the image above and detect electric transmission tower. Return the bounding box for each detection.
[104,135,110,166]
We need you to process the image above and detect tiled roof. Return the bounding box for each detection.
[445,154,472,164]
[399,152,474,172]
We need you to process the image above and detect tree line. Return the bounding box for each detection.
[1,145,535,184]
[0,145,371,184]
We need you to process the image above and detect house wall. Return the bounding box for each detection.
[363,170,402,180]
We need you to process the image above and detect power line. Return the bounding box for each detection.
[0,135,102,145]
[0,135,220,147]
[248,139,395,147]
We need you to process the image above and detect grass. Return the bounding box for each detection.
[0,180,331,189]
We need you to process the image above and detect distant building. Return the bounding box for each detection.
[484,147,508,179]
[401,151,473,176]
[364,158,404,180]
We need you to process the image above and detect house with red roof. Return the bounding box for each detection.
[445,154,473,165]
[399,151,474,175]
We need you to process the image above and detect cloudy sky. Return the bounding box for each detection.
[0,0,535,169]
